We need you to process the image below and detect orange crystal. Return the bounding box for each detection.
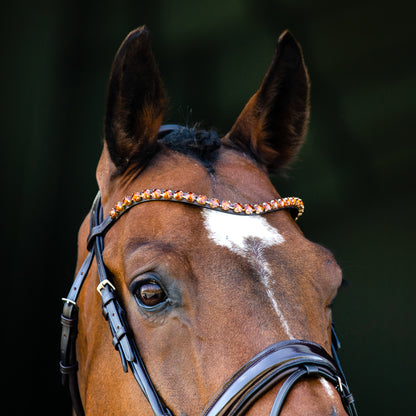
[270,200,279,209]
[244,204,254,214]
[115,202,124,212]
[142,189,152,199]
[209,198,219,208]
[254,204,264,214]
[174,191,184,200]
[163,190,173,199]
[132,192,141,202]
[197,195,207,205]
[221,201,231,210]
[185,192,196,202]
[152,189,162,199]
[233,203,243,213]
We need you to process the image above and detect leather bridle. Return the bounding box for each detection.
[60,125,357,416]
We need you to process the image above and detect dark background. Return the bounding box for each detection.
[3,0,415,414]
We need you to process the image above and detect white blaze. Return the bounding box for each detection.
[201,210,294,338]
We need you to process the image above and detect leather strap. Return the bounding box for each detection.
[60,247,95,416]
[201,340,356,416]
[60,302,85,416]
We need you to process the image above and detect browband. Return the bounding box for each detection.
[87,190,304,251]
[108,190,304,220]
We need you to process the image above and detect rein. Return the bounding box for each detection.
[60,125,357,416]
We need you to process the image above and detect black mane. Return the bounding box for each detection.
[159,126,221,171]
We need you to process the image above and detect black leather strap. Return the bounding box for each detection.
[201,340,353,416]
[60,301,85,416]
[330,325,358,416]
[87,216,113,250]
[60,247,95,416]
[269,364,354,416]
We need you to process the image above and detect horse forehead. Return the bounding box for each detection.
[201,210,285,253]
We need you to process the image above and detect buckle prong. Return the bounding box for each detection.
[96,279,116,294]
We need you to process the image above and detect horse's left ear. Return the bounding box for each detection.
[225,31,310,173]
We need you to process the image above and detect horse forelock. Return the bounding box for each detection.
[159,126,221,172]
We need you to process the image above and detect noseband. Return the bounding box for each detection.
[60,126,357,416]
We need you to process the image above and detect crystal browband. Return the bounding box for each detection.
[109,189,304,220]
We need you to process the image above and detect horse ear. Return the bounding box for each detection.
[225,31,310,173]
[104,26,166,172]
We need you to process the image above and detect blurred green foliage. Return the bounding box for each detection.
[3,0,415,414]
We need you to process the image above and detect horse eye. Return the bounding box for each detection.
[134,280,167,308]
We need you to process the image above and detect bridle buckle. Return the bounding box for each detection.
[337,376,344,393]
[96,279,116,294]
[62,297,77,306]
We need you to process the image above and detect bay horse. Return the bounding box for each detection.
[60,26,357,416]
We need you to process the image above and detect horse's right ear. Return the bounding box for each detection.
[104,26,166,173]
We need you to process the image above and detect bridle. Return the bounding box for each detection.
[60,125,357,416]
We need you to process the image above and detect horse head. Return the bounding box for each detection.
[69,26,355,416]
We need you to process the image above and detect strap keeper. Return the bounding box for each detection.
[60,361,79,375]
[61,314,78,328]
[112,327,128,347]
[344,393,355,405]
[304,364,319,375]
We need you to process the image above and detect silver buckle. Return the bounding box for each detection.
[96,279,116,294]
[337,376,343,393]
[62,297,77,306]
